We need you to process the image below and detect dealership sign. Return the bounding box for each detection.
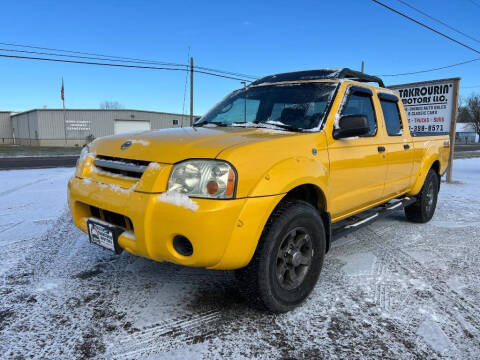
[389,78,460,136]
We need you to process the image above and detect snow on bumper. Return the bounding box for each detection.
[67,176,282,270]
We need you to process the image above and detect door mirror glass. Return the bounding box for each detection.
[333,115,370,139]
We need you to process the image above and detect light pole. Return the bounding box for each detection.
[190,57,194,126]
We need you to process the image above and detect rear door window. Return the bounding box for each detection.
[380,100,403,136]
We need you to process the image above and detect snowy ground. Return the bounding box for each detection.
[1,160,479,359]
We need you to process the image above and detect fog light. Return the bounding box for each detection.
[173,235,193,256]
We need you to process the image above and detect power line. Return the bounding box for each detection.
[0,41,258,79]
[467,0,480,8]
[0,53,251,81]
[0,41,184,66]
[394,0,480,44]
[379,57,480,76]
[370,0,480,55]
[0,47,187,67]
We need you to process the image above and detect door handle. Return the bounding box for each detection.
[404,144,410,150]
[377,146,386,153]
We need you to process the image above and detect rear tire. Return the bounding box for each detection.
[405,169,439,223]
[236,201,326,313]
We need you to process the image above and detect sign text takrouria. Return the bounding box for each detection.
[389,78,460,136]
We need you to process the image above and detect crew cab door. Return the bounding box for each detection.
[377,92,414,197]
[326,85,388,220]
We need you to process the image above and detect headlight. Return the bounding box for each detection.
[77,144,90,168]
[168,160,236,199]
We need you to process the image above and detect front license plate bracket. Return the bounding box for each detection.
[87,218,124,254]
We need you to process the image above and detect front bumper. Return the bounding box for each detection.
[67,176,283,270]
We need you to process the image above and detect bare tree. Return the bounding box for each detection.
[457,97,472,123]
[464,94,480,138]
[100,101,124,110]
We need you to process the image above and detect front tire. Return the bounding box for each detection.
[404,169,440,223]
[236,201,326,313]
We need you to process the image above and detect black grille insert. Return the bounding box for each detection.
[89,205,133,231]
[94,155,151,179]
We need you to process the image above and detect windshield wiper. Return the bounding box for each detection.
[194,120,302,132]
[261,121,303,132]
[193,121,229,127]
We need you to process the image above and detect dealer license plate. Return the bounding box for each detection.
[87,219,123,254]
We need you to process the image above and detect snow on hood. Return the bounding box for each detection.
[90,126,297,164]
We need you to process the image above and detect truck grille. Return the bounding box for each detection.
[93,155,150,179]
[90,205,134,230]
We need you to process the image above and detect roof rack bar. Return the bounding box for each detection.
[251,68,385,88]
[338,68,385,87]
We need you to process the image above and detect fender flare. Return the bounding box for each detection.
[408,155,440,196]
[248,156,329,199]
[210,157,330,269]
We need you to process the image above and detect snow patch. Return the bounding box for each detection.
[231,121,290,132]
[325,69,342,78]
[333,85,352,130]
[158,191,199,211]
[121,230,135,240]
[377,89,399,96]
[417,318,455,355]
[106,183,137,194]
[446,276,468,293]
[36,279,62,293]
[148,162,161,170]
[79,150,95,164]
[339,252,377,276]
[257,128,286,134]
[128,139,150,146]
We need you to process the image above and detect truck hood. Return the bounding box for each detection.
[92,126,297,164]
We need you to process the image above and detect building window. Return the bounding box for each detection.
[173,119,179,125]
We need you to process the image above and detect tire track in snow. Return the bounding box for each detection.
[0,221,25,236]
[366,226,480,356]
[110,310,222,359]
[0,177,52,197]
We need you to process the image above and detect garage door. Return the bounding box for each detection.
[114,120,151,134]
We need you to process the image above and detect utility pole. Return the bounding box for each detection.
[190,57,194,126]
[446,78,461,183]
[361,60,365,73]
[61,77,67,146]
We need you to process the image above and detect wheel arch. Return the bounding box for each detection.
[283,183,327,211]
[408,155,441,196]
[276,183,332,253]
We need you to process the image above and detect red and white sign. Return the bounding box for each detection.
[389,79,457,136]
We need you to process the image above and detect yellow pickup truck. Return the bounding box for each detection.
[68,68,450,312]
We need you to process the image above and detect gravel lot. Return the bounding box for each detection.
[1,159,479,359]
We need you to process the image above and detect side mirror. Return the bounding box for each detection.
[333,115,370,139]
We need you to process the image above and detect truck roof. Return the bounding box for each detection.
[251,68,385,88]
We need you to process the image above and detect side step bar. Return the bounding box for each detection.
[331,197,416,241]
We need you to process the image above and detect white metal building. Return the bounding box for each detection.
[0,111,15,144]
[456,123,479,144]
[6,109,199,146]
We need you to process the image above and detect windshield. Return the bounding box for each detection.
[196,83,338,131]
